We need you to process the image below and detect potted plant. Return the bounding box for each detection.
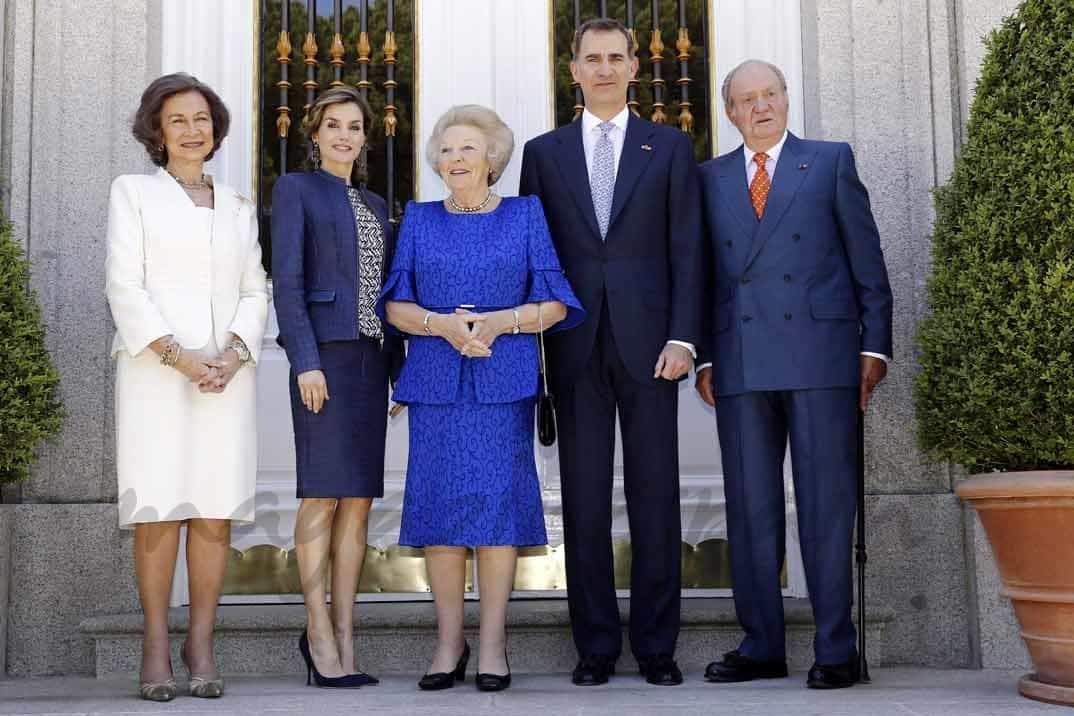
[0,212,63,486]
[914,0,1074,705]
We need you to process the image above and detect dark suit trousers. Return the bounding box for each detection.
[715,387,858,665]
[556,302,682,659]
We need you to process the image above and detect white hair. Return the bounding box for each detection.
[424,105,515,186]
[722,59,788,108]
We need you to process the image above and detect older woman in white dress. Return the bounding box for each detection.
[105,73,268,702]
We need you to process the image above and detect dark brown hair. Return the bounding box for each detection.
[301,86,375,186]
[571,17,636,59]
[132,73,230,167]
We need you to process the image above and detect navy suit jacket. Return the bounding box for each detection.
[519,114,705,390]
[698,133,893,396]
[271,170,401,376]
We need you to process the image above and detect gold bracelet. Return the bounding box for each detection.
[422,311,434,336]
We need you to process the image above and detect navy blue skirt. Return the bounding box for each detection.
[289,338,389,498]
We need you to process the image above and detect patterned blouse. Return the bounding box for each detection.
[346,186,385,340]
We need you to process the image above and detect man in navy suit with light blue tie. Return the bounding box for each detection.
[520,18,704,688]
[695,60,893,690]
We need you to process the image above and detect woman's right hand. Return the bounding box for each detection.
[297,369,330,413]
[174,349,216,384]
[431,311,491,357]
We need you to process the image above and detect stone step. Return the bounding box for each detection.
[81,598,892,678]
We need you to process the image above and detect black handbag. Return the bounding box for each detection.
[536,304,557,446]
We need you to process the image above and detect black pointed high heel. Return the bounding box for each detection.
[476,650,511,692]
[418,641,470,690]
[299,630,365,688]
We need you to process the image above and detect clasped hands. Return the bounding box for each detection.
[174,347,242,394]
[433,308,506,358]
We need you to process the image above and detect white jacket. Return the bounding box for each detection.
[105,168,268,360]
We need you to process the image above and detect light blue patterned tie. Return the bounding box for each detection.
[590,121,616,239]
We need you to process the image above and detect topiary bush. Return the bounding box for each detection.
[914,0,1074,473]
[0,212,63,484]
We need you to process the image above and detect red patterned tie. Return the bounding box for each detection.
[750,152,771,219]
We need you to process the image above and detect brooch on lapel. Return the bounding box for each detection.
[641,144,653,152]
[798,163,809,170]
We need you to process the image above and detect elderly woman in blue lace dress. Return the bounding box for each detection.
[379,105,584,692]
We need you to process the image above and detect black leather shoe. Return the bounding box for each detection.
[571,655,616,686]
[475,652,511,692]
[637,654,683,685]
[806,655,860,689]
[418,642,470,691]
[704,649,788,683]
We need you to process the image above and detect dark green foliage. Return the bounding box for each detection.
[0,215,63,483]
[914,0,1074,472]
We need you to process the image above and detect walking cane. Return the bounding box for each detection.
[856,408,871,683]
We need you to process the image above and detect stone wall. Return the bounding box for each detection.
[801,0,1028,669]
[2,0,161,676]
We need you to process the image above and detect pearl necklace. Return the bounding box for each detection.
[447,191,494,213]
[168,169,212,190]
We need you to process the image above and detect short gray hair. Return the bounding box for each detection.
[721,59,788,109]
[425,105,515,186]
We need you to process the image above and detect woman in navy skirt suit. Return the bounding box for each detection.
[271,86,402,688]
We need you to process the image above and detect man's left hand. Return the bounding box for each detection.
[860,355,888,411]
[653,343,694,381]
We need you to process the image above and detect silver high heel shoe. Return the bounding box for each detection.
[139,678,177,702]
[181,641,225,698]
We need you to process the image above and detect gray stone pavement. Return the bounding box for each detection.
[0,669,1067,715]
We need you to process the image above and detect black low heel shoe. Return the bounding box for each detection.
[298,631,364,688]
[476,652,511,692]
[418,642,470,690]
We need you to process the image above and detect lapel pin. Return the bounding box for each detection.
[798,163,809,170]
[641,144,653,151]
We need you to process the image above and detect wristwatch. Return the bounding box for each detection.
[227,337,252,365]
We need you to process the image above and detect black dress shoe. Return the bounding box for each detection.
[571,655,616,686]
[418,642,470,691]
[806,655,860,689]
[475,652,511,692]
[704,649,788,683]
[637,654,683,686]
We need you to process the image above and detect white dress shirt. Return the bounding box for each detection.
[581,106,695,360]
[696,130,889,372]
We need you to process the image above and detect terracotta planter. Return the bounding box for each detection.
[958,470,1074,706]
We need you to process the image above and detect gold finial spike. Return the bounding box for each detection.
[383,30,397,63]
[384,111,398,137]
[649,29,664,62]
[302,32,318,66]
[276,31,292,63]
[678,104,694,134]
[329,32,345,67]
[676,27,691,61]
[652,105,667,124]
[276,108,292,138]
[357,30,371,64]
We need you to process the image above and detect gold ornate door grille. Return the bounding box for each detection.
[553,0,713,161]
[257,0,414,270]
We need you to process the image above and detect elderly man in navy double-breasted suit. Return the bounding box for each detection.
[695,60,893,690]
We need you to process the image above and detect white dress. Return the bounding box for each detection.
[106,170,268,528]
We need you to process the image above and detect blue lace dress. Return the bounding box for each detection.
[377,196,584,547]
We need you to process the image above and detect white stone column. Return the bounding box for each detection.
[161,0,256,197]
[415,0,553,199]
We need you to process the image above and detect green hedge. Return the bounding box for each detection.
[0,214,63,483]
[914,0,1074,473]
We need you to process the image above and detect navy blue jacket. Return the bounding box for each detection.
[271,170,402,375]
[519,114,705,391]
[699,133,893,396]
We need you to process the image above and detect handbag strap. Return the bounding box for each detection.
[537,303,551,390]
